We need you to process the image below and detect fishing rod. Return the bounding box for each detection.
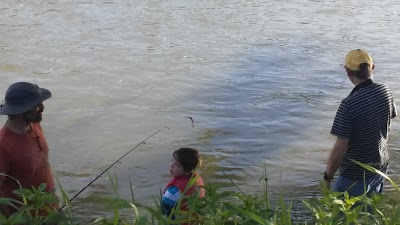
[59,127,169,211]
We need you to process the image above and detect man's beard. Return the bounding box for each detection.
[23,112,42,123]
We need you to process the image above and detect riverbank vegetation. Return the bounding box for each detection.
[1,162,399,225]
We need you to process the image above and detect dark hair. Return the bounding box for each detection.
[173,147,201,173]
[349,63,372,79]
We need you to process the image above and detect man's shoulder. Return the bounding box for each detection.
[0,125,10,144]
[344,83,390,101]
[0,125,25,151]
[0,126,11,153]
[372,82,391,90]
[339,96,352,106]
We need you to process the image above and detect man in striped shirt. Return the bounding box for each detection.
[324,49,397,197]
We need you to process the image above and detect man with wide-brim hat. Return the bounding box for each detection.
[0,82,51,116]
[0,82,58,217]
[324,49,397,197]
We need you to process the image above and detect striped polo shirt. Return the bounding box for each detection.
[331,79,397,179]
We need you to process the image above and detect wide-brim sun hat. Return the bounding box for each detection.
[0,82,52,115]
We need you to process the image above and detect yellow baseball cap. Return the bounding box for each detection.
[345,49,373,71]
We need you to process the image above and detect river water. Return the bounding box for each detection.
[1,0,400,221]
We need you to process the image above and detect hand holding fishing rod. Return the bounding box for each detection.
[59,127,169,211]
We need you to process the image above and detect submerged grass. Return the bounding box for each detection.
[1,161,400,224]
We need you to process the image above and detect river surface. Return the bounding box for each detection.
[1,0,400,222]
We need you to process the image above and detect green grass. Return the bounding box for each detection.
[1,162,400,225]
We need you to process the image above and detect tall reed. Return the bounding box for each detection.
[1,161,399,225]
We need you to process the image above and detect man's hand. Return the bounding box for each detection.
[324,179,332,190]
[323,171,333,190]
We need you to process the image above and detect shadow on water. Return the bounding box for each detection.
[174,41,400,222]
[184,43,333,178]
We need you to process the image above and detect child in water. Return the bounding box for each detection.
[161,147,205,222]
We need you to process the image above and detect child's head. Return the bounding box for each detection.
[169,147,201,177]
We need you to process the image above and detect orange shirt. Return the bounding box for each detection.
[0,123,55,216]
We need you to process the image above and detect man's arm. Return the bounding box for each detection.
[0,148,7,197]
[392,95,397,119]
[325,137,349,188]
[0,176,5,196]
[0,174,11,215]
[0,145,12,215]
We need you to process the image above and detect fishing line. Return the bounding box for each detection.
[59,126,169,211]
